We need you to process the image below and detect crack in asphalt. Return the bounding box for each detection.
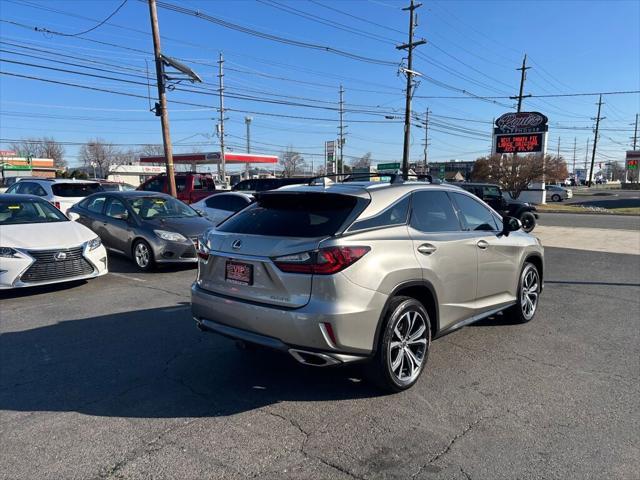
[265,410,366,480]
[460,466,472,480]
[93,418,200,480]
[91,335,211,479]
[410,413,505,479]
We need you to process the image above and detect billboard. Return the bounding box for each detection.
[495,133,544,154]
[492,112,548,156]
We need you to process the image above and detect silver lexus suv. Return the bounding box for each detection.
[192,180,544,391]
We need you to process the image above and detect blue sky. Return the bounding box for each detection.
[0,0,638,171]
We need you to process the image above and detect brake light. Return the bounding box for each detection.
[197,244,210,260]
[274,246,370,275]
[54,201,61,210]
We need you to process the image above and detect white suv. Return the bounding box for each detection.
[5,179,102,215]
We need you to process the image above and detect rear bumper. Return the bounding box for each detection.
[194,316,365,366]
[191,281,387,359]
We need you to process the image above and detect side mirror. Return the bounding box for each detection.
[501,216,522,236]
[195,209,205,217]
[68,212,80,221]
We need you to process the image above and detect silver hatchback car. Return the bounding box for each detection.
[192,180,544,391]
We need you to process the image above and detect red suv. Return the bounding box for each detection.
[137,173,216,204]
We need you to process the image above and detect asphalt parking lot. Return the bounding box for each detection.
[1,244,639,479]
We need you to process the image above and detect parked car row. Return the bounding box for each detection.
[2,176,545,393]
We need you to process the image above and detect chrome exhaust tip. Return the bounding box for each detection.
[289,349,341,367]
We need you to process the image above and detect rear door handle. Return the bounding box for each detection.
[417,243,437,255]
[476,240,489,249]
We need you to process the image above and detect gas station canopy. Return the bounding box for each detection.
[139,152,278,164]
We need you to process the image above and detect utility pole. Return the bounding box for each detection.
[584,138,590,176]
[217,52,226,185]
[588,94,605,187]
[147,0,176,197]
[556,136,561,159]
[510,54,531,112]
[633,113,638,150]
[244,116,252,179]
[338,85,345,175]
[572,137,577,176]
[422,108,429,173]
[397,0,426,180]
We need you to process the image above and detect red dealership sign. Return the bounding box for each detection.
[495,133,543,154]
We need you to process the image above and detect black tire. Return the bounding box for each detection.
[520,211,536,233]
[505,262,541,324]
[551,194,562,202]
[132,239,155,271]
[367,296,431,393]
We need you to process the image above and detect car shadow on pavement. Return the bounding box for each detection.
[106,253,197,275]
[0,280,88,300]
[0,304,382,419]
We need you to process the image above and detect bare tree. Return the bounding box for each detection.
[609,162,626,182]
[280,148,306,177]
[351,152,372,169]
[472,154,569,198]
[139,144,164,157]
[8,137,67,168]
[79,138,122,178]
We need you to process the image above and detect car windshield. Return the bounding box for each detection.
[0,199,68,225]
[52,182,102,197]
[218,192,358,237]
[128,196,198,220]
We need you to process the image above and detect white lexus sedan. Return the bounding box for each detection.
[0,194,108,289]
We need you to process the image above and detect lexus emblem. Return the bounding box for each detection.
[54,251,67,261]
[231,239,242,250]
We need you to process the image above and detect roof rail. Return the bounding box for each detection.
[306,172,435,186]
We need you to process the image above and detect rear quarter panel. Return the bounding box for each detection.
[329,224,422,295]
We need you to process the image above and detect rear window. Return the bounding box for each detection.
[52,183,102,197]
[218,193,358,237]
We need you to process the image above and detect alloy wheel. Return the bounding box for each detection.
[134,243,150,268]
[521,265,540,320]
[388,310,428,383]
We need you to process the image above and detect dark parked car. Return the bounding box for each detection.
[68,191,213,270]
[232,177,313,193]
[458,182,538,232]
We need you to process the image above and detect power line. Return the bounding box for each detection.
[34,0,128,37]
[151,0,398,66]
[256,0,400,45]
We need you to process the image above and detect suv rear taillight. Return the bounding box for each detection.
[53,201,61,210]
[273,246,370,275]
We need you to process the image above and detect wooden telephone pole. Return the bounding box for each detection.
[510,54,531,113]
[218,52,226,185]
[397,0,426,180]
[588,95,605,187]
[147,0,176,197]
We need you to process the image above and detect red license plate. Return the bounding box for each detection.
[225,261,253,285]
